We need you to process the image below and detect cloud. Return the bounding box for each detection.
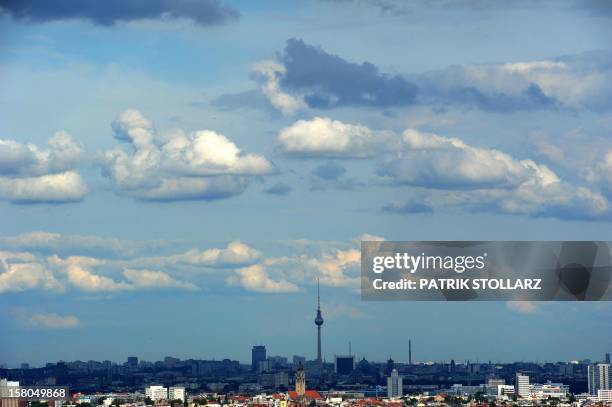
[382,129,560,190]
[251,60,307,115]
[506,301,538,315]
[102,109,273,201]
[0,132,83,176]
[278,117,395,158]
[15,309,80,329]
[123,269,199,291]
[0,0,239,26]
[228,264,299,293]
[312,162,347,181]
[0,251,63,293]
[420,51,612,111]
[0,133,88,204]
[264,182,292,196]
[49,255,130,292]
[255,40,611,113]
[254,39,417,112]
[0,231,171,259]
[382,200,433,214]
[0,171,89,204]
[381,128,611,220]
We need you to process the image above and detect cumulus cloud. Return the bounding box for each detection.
[134,240,262,270]
[102,109,273,201]
[0,0,239,26]
[0,251,63,293]
[0,133,88,204]
[0,171,89,204]
[381,129,611,220]
[383,129,560,190]
[49,256,130,292]
[228,264,299,293]
[123,269,199,291]
[420,51,612,111]
[277,117,395,158]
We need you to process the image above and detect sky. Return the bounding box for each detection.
[0,0,611,367]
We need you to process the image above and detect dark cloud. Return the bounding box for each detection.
[382,201,433,214]
[263,183,292,196]
[280,38,418,108]
[312,162,347,181]
[425,83,557,113]
[0,0,239,26]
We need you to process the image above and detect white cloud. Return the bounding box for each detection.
[123,268,199,291]
[385,128,559,190]
[277,117,395,157]
[0,251,63,293]
[16,310,80,329]
[228,264,299,293]
[506,301,538,315]
[103,109,273,201]
[0,132,87,204]
[49,255,130,292]
[251,60,307,116]
[0,131,83,176]
[0,171,88,203]
[422,52,612,111]
[382,129,611,220]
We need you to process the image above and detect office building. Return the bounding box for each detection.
[588,363,610,395]
[251,345,266,371]
[168,387,185,402]
[335,355,355,375]
[387,368,403,398]
[515,373,530,398]
[145,385,168,400]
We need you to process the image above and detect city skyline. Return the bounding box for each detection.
[1,0,611,368]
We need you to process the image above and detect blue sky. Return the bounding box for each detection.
[0,0,611,367]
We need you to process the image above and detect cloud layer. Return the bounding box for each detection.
[253,40,612,114]
[0,0,239,26]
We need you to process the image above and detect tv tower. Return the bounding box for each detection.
[315,278,324,363]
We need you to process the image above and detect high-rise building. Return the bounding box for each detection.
[606,353,611,364]
[314,279,324,363]
[168,387,185,402]
[588,364,611,395]
[515,373,530,398]
[335,355,355,375]
[295,363,306,397]
[127,357,138,369]
[145,386,168,400]
[387,368,403,398]
[251,345,266,371]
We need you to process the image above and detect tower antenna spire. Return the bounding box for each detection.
[317,277,320,309]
